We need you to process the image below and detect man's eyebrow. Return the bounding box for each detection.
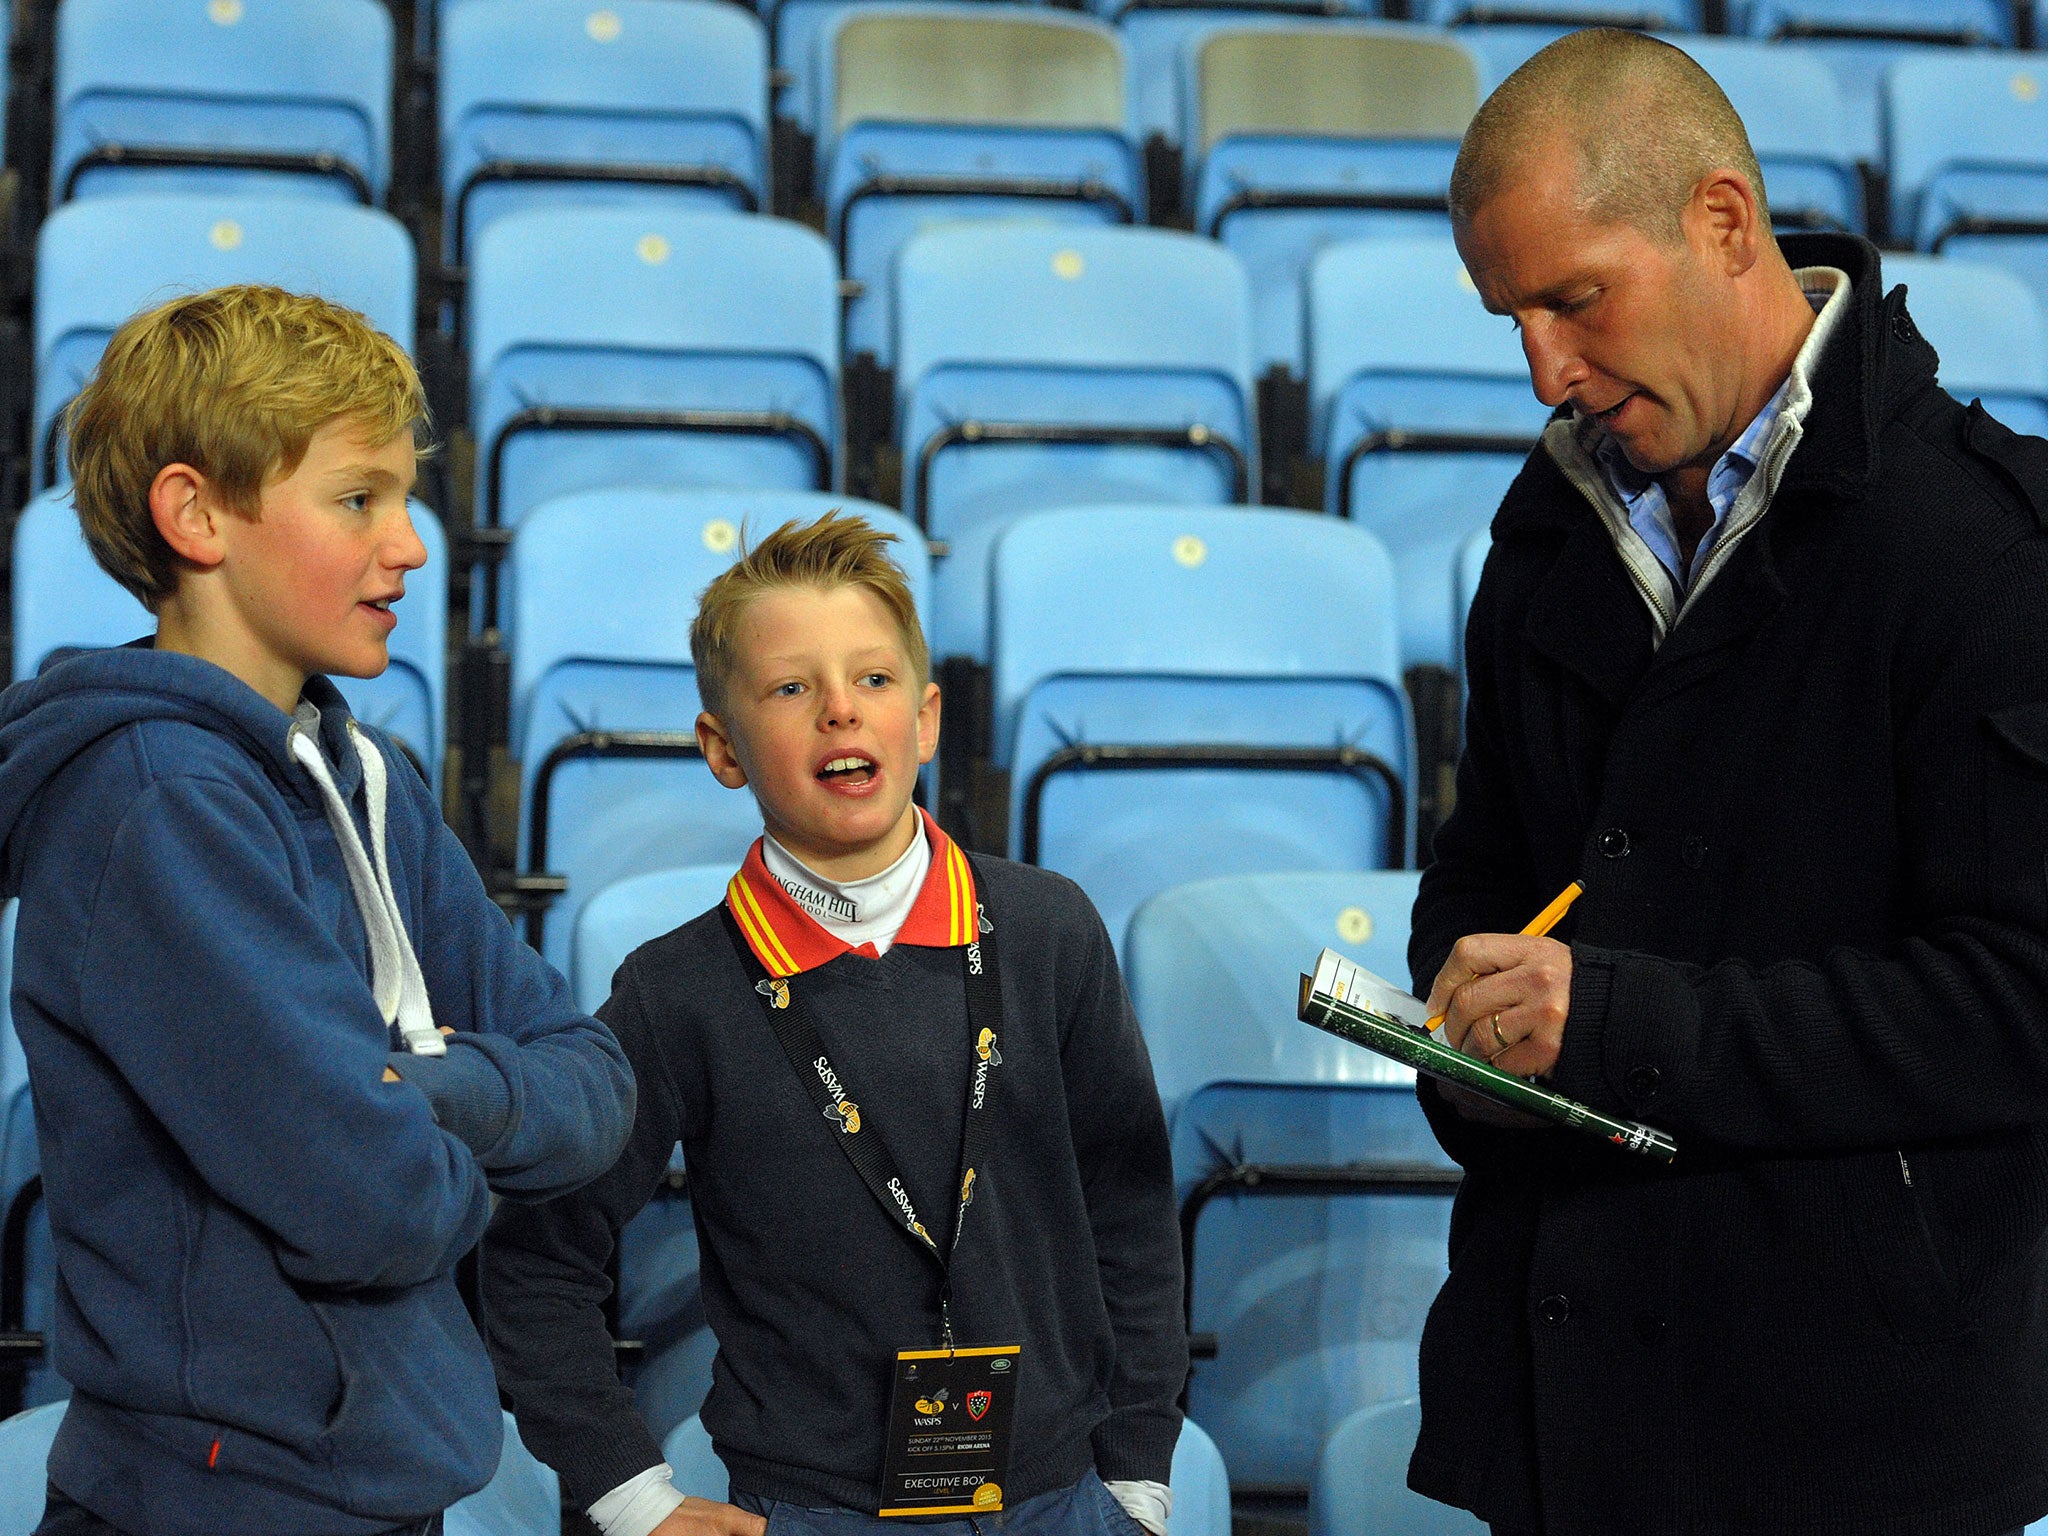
[329,463,417,492]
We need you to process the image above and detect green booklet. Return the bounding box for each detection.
[1297,948,1677,1163]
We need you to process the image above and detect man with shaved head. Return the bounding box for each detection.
[1405,28,2048,1535]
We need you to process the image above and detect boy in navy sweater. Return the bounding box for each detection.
[0,286,637,1535]
[484,515,1187,1536]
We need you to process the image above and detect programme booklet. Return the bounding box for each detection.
[1297,947,1677,1162]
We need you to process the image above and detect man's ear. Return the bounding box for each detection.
[1690,166,1765,277]
[697,710,750,789]
[148,462,225,570]
[916,680,942,767]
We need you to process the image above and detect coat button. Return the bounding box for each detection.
[1682,836,1707,868]
[1538,1293,1571,1326]
[1891,309,1917,343]
[1625,1064,1662,1098]
[1633,1312,1669,1346]
[1598,827,1631,859]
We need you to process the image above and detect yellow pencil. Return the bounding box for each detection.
[1425,880,1585,1033]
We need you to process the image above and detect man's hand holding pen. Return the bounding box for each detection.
[1427,932,1575,1079]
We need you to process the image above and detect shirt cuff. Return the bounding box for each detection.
[588,1462,688,1536]
[1106,1478,1172,1536]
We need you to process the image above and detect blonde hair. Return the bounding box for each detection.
[1450,29,1769,243]
[66,284,428,610]
[691,513,930,718]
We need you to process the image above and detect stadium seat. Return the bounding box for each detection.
[0,1402,66,1536]
[817,4,1136,367]
[467,209,840,576]
[1454,530,1487,678]
[1741,1,2012,166]
[1887,54,2048,316]
[574,867,736,1015]
[1673,37,1861,234]
[1181,24,1479,378]
[990,506,1413,953]
[10,490,451,788]
[1413,0,1696,21]
[443,1413,562,1536]
[506,489,925,973]
[895,224,1255,545]
[664,1413,727,1500]
[53,0,393,205]
[438,0,769,268]
[1308,1398,1487,1536]
[1124,870,1456,1493]
[1307,236,1547,675]
[1170,1419,1233,1536]
[33,195,416,490]
[1883,254,2048,436]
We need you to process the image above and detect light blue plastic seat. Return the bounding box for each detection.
[574,867,737,1015]
[439,0,768,267]
[10,489,450,788]
[896,224,1255,545]
[1743,1,2010,166]
[1672,37,1862,234]
[1308,236,1547,675]
[1883,254,2048,437]
[443,1413,562,1536]
[467,209,841,576]
[53,0,392,205]
[1180,23,1479,378]
[664,1413,728,1500]
[1125,870,1456,1493]
[1309,1398,1487,1536]
[1453,530,1487,679]
[818,4,1137,367]
[33,195,416,490]
[507,489,926,973]
[991,506,1413,953]
[1888,55,2048,319]
[0,1402,67,1535]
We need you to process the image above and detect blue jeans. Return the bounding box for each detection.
[735,1470,1146,1536]
[34,1484,445,1536]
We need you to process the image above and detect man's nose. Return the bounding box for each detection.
[1520,319,1587,409]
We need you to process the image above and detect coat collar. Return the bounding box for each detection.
[725,809,980,978]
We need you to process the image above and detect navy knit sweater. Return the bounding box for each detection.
[482,853,1187,1514]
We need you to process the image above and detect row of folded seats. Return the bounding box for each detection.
[38,0,2048,355]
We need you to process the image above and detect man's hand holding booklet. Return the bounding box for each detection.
[1296,948,1677,1162]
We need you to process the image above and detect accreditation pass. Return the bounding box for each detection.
[878,1344,1022,1516]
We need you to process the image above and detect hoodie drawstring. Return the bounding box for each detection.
[288,719,445,1057]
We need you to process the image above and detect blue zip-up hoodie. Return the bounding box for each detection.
[0,645,637,1535]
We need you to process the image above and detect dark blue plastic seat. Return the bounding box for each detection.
[33,195,416,491]
[438,0,769,268]
[991,506,1413,951]
[54,0,392,204]
[1125,870,1455,1493]
[1308,236,1547,675]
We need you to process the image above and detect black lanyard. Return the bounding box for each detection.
[720,874,1001,1348]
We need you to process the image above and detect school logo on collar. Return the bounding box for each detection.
[814,1056,860,1133]
[756,978,791,1010]
[780,875,857,925]
[966,1390,992,1421]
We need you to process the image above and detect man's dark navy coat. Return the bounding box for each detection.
[1408,234,2048,1536]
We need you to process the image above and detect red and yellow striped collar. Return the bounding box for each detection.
[725,809,980,979]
